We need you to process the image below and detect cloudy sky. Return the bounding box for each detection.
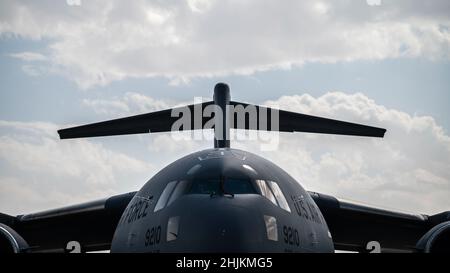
[0,0,449,216]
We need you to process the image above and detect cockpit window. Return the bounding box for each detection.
[189,178,256,195]
[256,180,278,206]
[268,181,291,213]
[189,179,221,195]
[256,180,291,213]
[154,181,178,212]
[224,178,257,194]
[167,180,189,206]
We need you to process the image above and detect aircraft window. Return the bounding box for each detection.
[154,181,178,212]
[264,215,278,241]
[189,179,221,195]
[268,181,291,213]
[167,180,189,206]
[256,180,278,206]
[223,178,256,194]
[167,216,180,242]
[189,178,256,195]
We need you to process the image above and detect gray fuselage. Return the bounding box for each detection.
[111,148,334,253]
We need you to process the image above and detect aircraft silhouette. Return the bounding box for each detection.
[1,83,449,253]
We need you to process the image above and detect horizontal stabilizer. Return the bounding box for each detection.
[58,102,213,139]
[230,101,386,138]
[58,96,386,141]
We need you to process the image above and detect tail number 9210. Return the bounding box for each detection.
[283,225,300,246]
[144,225,161,247]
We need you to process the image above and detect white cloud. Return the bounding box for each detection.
[0,0,449,88]
[82,91,210,117]
[82,98,130,116]
[7,52,49,76]
[8,51,47,62]
[0,120,154,215]
[233,92,450,215]
[1,91,449,217]
[21,64,48,77]
[82,92,177,116]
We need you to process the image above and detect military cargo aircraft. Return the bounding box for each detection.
[1,83,449,253]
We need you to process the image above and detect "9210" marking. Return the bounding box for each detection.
[283,225,300,246]
[144,225,161,246]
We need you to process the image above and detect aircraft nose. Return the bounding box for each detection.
[175,195,266,252]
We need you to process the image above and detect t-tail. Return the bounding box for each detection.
[58,83,386,146]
